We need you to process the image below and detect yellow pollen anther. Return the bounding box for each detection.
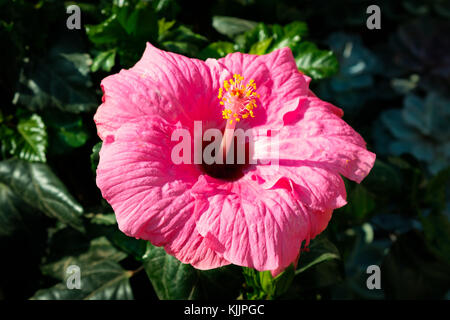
[218,74,260,123]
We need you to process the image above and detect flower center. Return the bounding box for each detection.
[218,74,260,162]
[200,139,251,181]
[199,75,260,181]
[219,74,260,124]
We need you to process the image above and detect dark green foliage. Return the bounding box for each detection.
[210,20,338,80]
[1,111,47,162]
[0,0,448,300]
[14,36,98,114]
[32,237,134,300]
[143,244,243,299]
[0,159,85,233]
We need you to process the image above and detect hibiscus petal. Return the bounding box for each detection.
[218,47,311,128]
[94,43,227,140]
[94,73,177,140]
[252,96,376,185]
[251,164,347,212]
[164,195,231,269]
[133,43,228,124]
[96,117,227,268]
[193,176,310,273]
[93,43,376,276]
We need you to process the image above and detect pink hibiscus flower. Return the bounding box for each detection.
[94,43,376,276]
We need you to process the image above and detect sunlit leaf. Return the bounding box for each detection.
[293,41,338,80]
[212,16,257,38]
[0,159,84,232]
[88,213,116,226]
[249,37,273,55]
[198,41,235,59]
[143,244,242,299]
[243,265,295,299]
[43,110,89,154]
[91,49,117,72]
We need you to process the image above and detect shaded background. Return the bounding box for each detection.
[0,0,449,300]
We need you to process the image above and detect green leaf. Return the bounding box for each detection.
[87,0,159,48]
[269,21,308,51]
[277,236,342,298]
[0,124,16,159]
[0,113,48,162]
[41,236,127,280]
[0,181,36,237]
[31,260,133,300]
[283,259,344,299]
[114,0,158,40]
[158,23,207,57]
[144,244,198,299]
[13,37,97,114]
[152,0,180,17]
[236,21,307,53]
[363,159,402,196]
[316,32,381,114]
[143,244,243,299]
[91,49,117,72]
[90,142,102,175]
[0,159,85,232]
[86,211,148,261]
[54,121,88,149]
[296,236,340,274]
[425,167,450,214]
[88,213,117,226]
[341,184,376,222]
[85,14,125,45]
[44,111,89,153]
[243,265,295,299]
[15,114,47,163]
[377,92,450,175]
[107,229,147,261]
[197,41,235,60]
[212,16,258,38]
[235,23,272,52]
[422,210,450,265]
[249,37,273,55]
[282,21,309,40]
[33,237,132,300]
[157,18,176,41]
[165,24,207,45]
[233,21,337,79]
[86,2,205,65]
[293,41,339,80]
[161,41,199,57]
[421,168,450,265]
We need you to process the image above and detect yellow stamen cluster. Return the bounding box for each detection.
[218,74,260,124]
